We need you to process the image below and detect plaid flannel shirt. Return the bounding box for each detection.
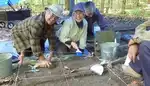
[12,12,56,57]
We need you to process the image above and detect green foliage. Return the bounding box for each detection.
[128,8,145,17]
[144,11,150,17]
[19,0,59,13]
[124,7,150,17]
[18,0,150,17]
[131,8,144,16]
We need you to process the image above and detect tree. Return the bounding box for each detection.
[148,0,150,4]
[65,0,69,10]
[105,0,111,13]
[42,0,44,8]
[110,0,113,9]
[121,0,126,14]
[133,0,139,8]
[100,0,105,13]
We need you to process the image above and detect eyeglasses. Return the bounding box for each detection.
[85,10,93,17]
[51,13,59,20]
[47,10,59,20]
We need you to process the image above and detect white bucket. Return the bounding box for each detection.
[100,42,119,61]
[0,53,12,77]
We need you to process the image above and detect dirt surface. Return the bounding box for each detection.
[0,28,12,41]
[105,15,146,31]
[0,56,138,86]
[35,75,120,86]
[14,57,121,86]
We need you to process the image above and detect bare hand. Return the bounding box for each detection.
[71,42,79,50]
[127,44,138,63]
[18,55,24,65]
[48,51,54,62]
[34,60,52,68]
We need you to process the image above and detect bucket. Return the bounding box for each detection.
[100,42,119,61]
[0,53,12,77]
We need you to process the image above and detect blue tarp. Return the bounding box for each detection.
[0,0,20,7]
[0,40,50,62]
[0,41,19,62]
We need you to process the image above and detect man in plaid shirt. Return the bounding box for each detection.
[12,4,63,68]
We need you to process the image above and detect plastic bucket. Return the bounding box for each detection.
[0,53,12,77]
[100,42,119,61]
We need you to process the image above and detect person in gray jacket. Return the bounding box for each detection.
[57,3,88,55]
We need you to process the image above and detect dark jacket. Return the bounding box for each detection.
[75,2,108,36]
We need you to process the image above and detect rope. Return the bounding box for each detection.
[107,66,128,86]
[14,64,21,86]
[55,52,70,86]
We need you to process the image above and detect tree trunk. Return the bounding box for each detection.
[121,0,126,14]
[100,0,105,13]
[110,0,113,9]
[42,0,44,9]
[148,0,150,4]
[133,0,139,8]
[65,0,69,10]
[105,0,111,13]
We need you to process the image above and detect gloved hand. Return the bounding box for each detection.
[76,49,82,56]
[83,49,92,58]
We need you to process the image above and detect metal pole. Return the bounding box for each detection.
[8,0,16,11]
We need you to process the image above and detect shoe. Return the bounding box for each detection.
[122,65,141,78]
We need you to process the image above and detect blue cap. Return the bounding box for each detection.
[73,3,84,12]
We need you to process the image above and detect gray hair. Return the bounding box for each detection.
[84,1,96,13]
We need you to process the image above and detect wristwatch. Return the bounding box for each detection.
[132,37,141,44]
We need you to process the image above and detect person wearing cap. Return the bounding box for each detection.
[12,4,63,68]
[56,3,88,55]
[75,1,108,37]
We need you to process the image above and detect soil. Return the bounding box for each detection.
[14,58,122,86]
[0,28,12,41]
